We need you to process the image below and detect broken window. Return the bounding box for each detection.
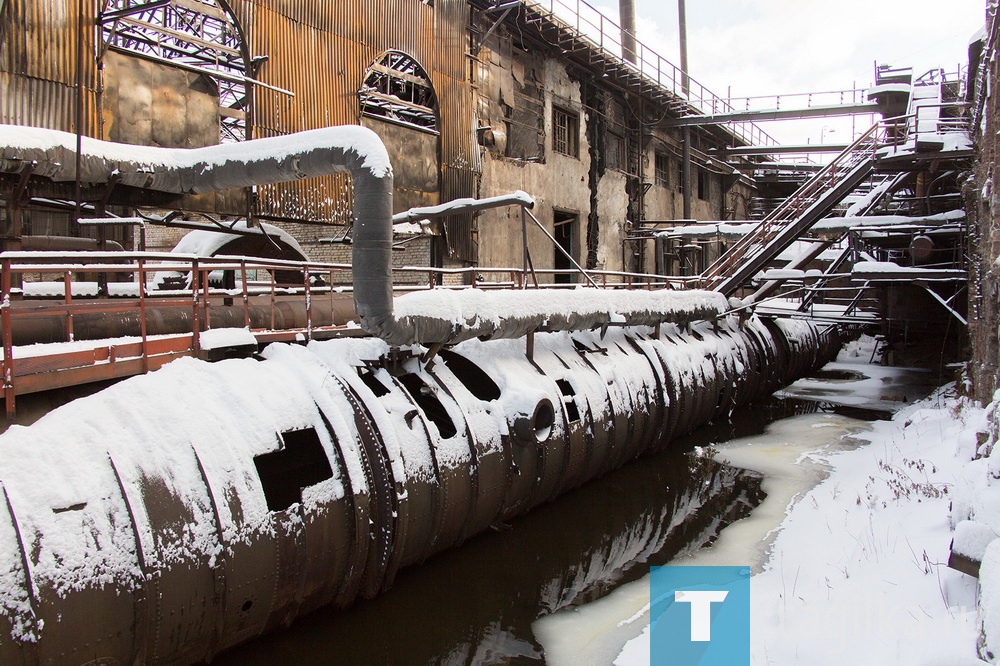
[606,131,626,171]
[99,0,250,143]
[655,153,670,187]
[254,428,334,512]
[359,51,438,132]
[698,168,711,200]
[552,106,579,157]
[504,61,545,161]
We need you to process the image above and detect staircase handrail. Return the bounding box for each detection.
[699,119,891,287]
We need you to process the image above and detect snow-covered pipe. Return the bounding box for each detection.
[0,317,838,664]
[0,123,397,339]
[0,125,729,347]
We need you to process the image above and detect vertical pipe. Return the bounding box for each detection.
[192,260,201,353]
[682,127,692,219]
[2,260,15,419]
[241,261,250,329]
[269,271,276,330]
[64,271,74,342]
[619,0,637,64]
[138,260,148,374]
[304,266,312,340]
[74,0,85,236]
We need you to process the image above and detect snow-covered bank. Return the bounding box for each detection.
[745,387,982,665]
[616,387,987,665]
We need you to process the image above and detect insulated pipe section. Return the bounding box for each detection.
[0,125,392,196]
[0,125,728,347]
[0,123,395,340]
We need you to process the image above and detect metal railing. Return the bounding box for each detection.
[699,120,889,288]
[723,87,870,112]
[0,248,694,416]
[522,0,778,147]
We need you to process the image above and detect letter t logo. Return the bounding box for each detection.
[675,590,729,642]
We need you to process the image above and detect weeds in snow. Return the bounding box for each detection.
[858,457,949,509]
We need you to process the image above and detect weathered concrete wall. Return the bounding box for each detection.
[471,16,750,282]
[476,53,593,281]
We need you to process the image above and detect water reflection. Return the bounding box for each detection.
[210,396,840,665]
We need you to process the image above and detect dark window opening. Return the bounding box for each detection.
[359,51,438,131]
[677,161,685,194]
[697,168,711,201]
[655,153,670,187]
[440,350,501,401]
[556,378,580,422]
[357,366,390,397]
[398,373,458,439]
[254,428,334,512]
[553,106,579,157]
[554,210,577,284]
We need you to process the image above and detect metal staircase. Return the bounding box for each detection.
[701,121,890,296]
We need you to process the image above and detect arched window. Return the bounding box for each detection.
[99,0,250,142]
[359,51,438,132]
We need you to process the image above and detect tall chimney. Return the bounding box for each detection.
[678,0,690,95]
[619,0,637,64]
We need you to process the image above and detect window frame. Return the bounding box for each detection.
[359,50,439,134]
[654,152,670,187]
[552,105,580,158]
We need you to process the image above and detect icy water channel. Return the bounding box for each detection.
[211,360,941,666]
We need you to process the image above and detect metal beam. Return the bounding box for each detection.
[732,162,825,172]
[99,0,172,22]
[714,143,850,157]
[921,285,967,326]
[662,102,882,127]
[744,239,832,304]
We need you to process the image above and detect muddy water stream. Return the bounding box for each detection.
[212,361,940,665]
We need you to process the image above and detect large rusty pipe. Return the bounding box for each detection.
[0,316,840,664]
[6,295,358,346]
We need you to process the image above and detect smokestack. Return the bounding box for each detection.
[678,0,690,95]
[619,0,637,64]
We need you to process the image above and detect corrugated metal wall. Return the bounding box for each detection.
[226,0,478,260]
[435,0,478,262]
[1,0,479,262]
[0,0,99,134]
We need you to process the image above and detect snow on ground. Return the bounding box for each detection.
[539,337,992,665]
